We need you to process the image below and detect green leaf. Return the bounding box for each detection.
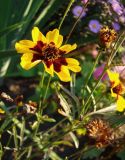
[49,151,63,160]
[0,50,17,59]
[69,132,79,149]
[83,147,104,159]
[0,22,26,38]
[34,0,67,27]
[53,141,73,147]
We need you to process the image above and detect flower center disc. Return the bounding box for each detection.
[30,41,65,62]
[112,84,123,95]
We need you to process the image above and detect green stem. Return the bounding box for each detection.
[65,2,88,44]
[39,69,45,89]
[82,51,101,95]
[58,0,75,30]
[39,70,46,110]
[82,66,108,115]
[70,73,76,94]
[34,75,51,137]
[43,76,51,104]
[109,31,125,65]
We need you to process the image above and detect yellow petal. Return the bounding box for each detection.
[46,29,61,46]
[55,66,71,82]
[56,35,63,48]
[20,53,41,70]
[107,70,120,86]
[60,43,77,53]
[32,27,47,43]
[116,96,125,112]
[0,108,5,114]
[66,58,81,72]
[43,62,54,76]
[15,40,35,54]
[66,58,80,65]
[68,65,81,72]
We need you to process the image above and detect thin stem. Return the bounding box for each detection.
[65,2,88,44]
[34,75,51,137]
[86,85,97,112]
[39,69,45,89]
[82,50,101,95]
[43,117,67,135]
[109,31,125,64]
[58,0,75,30]
[43,76,51,104]
[82,66,108,115]
[108,31,125,66]
[70,73,76,94]
[39,70,46,110]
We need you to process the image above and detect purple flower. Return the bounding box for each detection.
[88,20,101,33]
[112,54,125,80]
[122,54,125,64]
[112,22,120,31]
[113,66,125,80]
[81,0,88,4]
[93,64,108,81]
[112,3,123,15]
[72,6,86,18]
[108,0,124,15]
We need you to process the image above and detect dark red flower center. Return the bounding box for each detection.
[112,84,123,95]
[30,41,67,72]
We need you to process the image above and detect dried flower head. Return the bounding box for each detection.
[86,118,115,148]
[99,26,117,48]
[0,92,14,103]
[24,100,37,114]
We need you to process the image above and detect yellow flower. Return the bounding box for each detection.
[0,108,5,114]
[99,26,117,48]
[107,70,125,112]
[15,27,81,82]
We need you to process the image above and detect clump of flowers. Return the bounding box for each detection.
[15,27,81,82]
[99,26,117,48]
[107,70,125,112]
[88,20,101,33]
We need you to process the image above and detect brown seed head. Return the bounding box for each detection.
[86,118,115,148]
[99,26,117,48]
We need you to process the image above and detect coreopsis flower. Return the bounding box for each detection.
[15,27,81,82]
[88,20,101,33]
[0,108,5,120]
[99,26,117,48]
[0,108,5,114]
[107,70,125,112]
